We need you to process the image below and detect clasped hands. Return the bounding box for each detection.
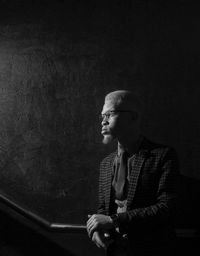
[86,214,114,249]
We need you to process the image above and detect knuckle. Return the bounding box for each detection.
[93,222,97,227]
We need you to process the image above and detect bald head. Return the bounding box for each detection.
[104,90,143,117]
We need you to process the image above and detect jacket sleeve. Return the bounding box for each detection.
[97,161,106,215]
[116,148,180,230]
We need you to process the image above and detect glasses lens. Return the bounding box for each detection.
[99,113,110,121]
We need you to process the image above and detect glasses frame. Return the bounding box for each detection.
[99,110,133,121]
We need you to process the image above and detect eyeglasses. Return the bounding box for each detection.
[99,110,133,121]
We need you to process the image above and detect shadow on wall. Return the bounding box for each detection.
[0,45,102,223]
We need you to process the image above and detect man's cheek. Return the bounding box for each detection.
[109,126,118,137]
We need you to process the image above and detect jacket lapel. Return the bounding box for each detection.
[127,149,148,209]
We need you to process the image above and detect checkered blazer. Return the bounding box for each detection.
[97,137,179,251]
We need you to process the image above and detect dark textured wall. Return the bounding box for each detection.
[0,0,199,226]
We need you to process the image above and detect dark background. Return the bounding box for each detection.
[0,0,199,230]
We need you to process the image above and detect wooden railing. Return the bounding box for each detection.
[0,193,86,232]
[0,193,104,256]
[0,192,199,255]
[0,193,199,237]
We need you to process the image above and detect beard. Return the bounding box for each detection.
[102,134,116,144]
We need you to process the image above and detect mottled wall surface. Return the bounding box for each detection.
[0,29,104,222]
[0,0,200,224]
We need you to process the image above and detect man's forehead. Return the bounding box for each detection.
[102,100,118,113]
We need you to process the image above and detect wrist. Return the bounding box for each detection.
[110,213,119,228]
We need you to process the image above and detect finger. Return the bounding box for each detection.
[93,237,100,248]
[87,221,95,237]
[86,226,90,237]
[88,214,92,218]
[87,216,97,231]
[89,222,98,238]
[95,243,101,248]
[86,215,95,225]
[86,217,93,226]
[87,222,94,237]
[87,220,95,231]
[93,239,101,248]
[87,220,96,236]
[93,233,106,249]
[97,241,106,249]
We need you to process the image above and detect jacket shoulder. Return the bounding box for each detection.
[142,137,178,159]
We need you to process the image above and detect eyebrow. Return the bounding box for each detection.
[101,110,116,115]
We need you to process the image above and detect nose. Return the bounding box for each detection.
[101,117,109,126]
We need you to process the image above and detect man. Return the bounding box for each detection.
[87,90,179,256]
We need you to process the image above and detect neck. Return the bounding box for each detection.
[118,133,141,155]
